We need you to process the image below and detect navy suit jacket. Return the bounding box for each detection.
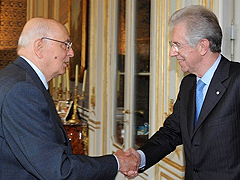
[139,55,240,180]
[0,57,118,180]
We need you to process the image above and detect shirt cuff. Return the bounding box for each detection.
[113,154,120,171]
[137,150,146,168]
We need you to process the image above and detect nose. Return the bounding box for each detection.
[68,48,74,57]
[169,46,178,57]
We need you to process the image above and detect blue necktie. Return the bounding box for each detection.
[195,80,205,126]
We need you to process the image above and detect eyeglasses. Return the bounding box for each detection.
[41,37,72,50]
[169,40,187,53]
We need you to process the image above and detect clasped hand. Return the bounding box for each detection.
[115,148,141,179]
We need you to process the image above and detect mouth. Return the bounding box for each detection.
[177,58,184,62]
[177,59,185,66]
[64,61,69,67]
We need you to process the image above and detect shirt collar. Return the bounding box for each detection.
[20,56,48,90]
[197,54,221,86]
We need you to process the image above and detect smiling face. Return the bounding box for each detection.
[169,22,202,76]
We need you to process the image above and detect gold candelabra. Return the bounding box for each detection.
[67,86,88,155]
[52,68,88,155]
[68,86,85,124]
[57,83,62,100]
[66,90,71,101]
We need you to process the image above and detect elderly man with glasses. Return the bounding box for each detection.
[0,17,138,180]
[124,5,240,180]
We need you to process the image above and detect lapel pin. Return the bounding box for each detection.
[216,91,220,95]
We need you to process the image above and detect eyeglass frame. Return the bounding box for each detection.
[169,40,187,53]
[41,37,73,50]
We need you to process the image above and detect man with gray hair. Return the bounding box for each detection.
[0,17,138,180]
[125,5,240,179]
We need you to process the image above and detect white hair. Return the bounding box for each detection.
[17,18,56,51]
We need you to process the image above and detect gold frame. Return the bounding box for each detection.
[68,0,88,82]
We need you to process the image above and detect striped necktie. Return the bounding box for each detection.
[195,80,205,126]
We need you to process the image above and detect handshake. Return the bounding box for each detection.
[114,148,141,179]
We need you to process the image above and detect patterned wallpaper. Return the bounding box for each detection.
[0,0,27,69]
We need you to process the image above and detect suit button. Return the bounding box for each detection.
[193,168,199,173]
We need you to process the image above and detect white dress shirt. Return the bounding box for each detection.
[20,56,48,90]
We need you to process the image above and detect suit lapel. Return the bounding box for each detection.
[13,57,69,144]
[192,56,229,135]
[13,57,46,91]
[187,82,196,139]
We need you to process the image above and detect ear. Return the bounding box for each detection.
[198,39,209,56]
[34,39,44,59]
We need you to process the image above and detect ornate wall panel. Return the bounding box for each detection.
[59,0,68,24]
[0,0,27,69]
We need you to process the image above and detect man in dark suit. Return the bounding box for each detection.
[124,5,240,180]
[0,17,138,180]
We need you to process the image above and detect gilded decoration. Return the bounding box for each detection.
[0,0,27,69]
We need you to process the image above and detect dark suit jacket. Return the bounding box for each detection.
[139,55,240,180]
[0,57,118,180]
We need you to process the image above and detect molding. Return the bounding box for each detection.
[161,157,185,172]
[158,163,185,180]
[160,171,175,180]
[88,118,101,125]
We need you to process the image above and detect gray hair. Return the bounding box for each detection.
[17,18,54,51]
[169,5,222,53]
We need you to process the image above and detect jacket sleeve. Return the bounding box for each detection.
[2,82,118,180]
[138,87,183,172]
